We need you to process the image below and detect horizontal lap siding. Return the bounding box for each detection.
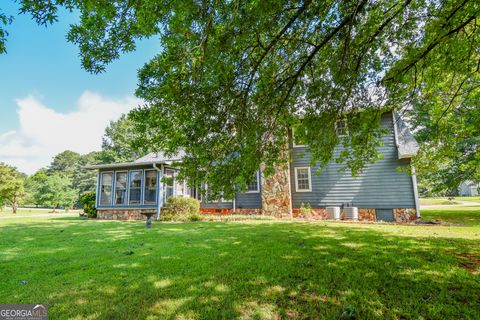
[235,193,262,209]
[200,202,233,209]
[290,112,415,209]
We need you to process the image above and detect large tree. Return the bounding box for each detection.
[101,114,141,163]
[0,163,25,213]
[4,0,480,195]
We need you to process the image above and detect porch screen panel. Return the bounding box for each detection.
[144,170,157,204]
[114,172,127,205]
[100,172,113,205]
[129,171,143,205]
[164,169,175,201]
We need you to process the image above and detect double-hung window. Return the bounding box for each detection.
[144,170,157,204]
[295,167,312,192]
[114,172,127,205]
[100,172,113,205]
[129,171,143,205]
[246,171,260,193]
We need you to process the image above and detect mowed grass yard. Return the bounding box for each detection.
[1,207,480,320]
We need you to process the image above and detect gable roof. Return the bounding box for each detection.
[84,151,184,170]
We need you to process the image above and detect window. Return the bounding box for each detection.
[176,179,188,197]
[114,172,127,205]
[295,167,312,192]
[144,170,157,204]
[246,171,260,193]
[335,119,348,136]
[129,171,143,205]
[99,172,113,205]
[292,126,306,147]
[163,168,175,202]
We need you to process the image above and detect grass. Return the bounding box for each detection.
[421,205,480,226]
[0,207,80,216]
[420,196,480,206]
[1,215,479,319]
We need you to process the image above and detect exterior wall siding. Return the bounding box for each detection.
[235,173,262,209]
[290,112,416,209]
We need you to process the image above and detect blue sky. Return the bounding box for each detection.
[0,2,160,174]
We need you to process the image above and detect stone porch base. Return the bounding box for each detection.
[97,209,158,220]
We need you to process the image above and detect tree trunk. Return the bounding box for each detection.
[12,200,18,214]
[52,206,57,213]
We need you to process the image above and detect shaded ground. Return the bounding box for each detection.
[1,216,479,319]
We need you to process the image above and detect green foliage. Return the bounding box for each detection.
[79,192,97,218]
[299,202,312,217]
[0,163,25,213]
[166,197,200,216]
[101,114,141,163]
[33,173,78,210]
[8,0,480,193]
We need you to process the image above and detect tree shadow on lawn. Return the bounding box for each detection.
[1,220,479,319]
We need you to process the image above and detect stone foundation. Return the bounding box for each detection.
[261,164,292,218]
[393,208,417,223]
[358,209,376,222]
[200,208,263,215]
[292,208,328,219]
[97,209,158,220]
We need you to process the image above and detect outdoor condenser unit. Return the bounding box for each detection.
[343,207,358,221]
[326,207,341,220]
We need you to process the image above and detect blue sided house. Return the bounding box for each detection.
[85,111,420,223]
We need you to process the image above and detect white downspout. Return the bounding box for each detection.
[411,164,421,218]
[153,163,163,220]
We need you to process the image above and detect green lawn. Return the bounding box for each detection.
[0,208,80,216]
[421,205,480,226]
[1,216,479,319]
[420,196,480,205]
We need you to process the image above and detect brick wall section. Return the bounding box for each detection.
[200,208,263,215]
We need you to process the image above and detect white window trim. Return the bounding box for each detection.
[113,171,128,206]
[245,171,260,193]
[128,169,144,205]
[292,127,306,148]
[294,167,312,192]
[335,119,348,137]
[100,171,114,206]
[143,169,158,205]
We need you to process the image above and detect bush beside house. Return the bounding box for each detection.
[162,197,201,221]
[80,192,97,218]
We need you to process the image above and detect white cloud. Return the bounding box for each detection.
[0,91,141,174]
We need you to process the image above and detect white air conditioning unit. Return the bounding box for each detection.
[344,207,358,221]
[326,207,341,220]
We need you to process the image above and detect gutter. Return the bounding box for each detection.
[153,163,163,220]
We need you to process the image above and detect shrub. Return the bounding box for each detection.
[80,192,97,218]
[188,213,203,222]
[159,209,176,221]
[166,197,200,216]
[300,202,312,216]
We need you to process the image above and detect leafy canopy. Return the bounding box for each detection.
[5,0,480,195]
[0,163,25,211]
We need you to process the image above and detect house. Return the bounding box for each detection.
[459,181,479,197]
[85,111,420,222]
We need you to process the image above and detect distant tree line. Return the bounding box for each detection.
[0,115,139,213]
